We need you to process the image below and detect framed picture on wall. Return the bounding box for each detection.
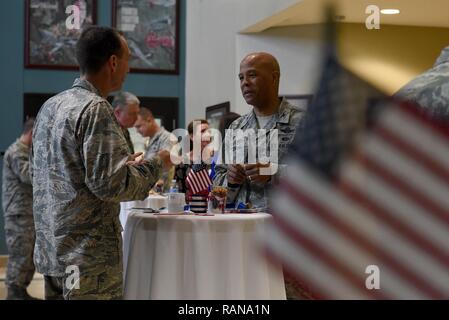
[112,0,180,74]
[25,0,97,70]
[206,102,230,131]
[283,94,314,111]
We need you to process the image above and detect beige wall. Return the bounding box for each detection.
[236,23,449,113]
[185,0,300,125]
[337,23,449,94]
[186,0,449,122]
[235,25,325,115]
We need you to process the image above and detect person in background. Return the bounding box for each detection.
[173,119,215,213]
[174,119,212,193]
[31,26,171,300]
[395,45,449,119]
[112,91,140,154]
[2,118,38,300]
[134,107,176,192]
[213,52,304,210]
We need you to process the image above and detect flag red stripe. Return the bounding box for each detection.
[339,174,449,273]
[191,173,202,193]
[201,171,212,188]
[396,101,449,141]
[280,179,446,299]
[349,149,449,242]
[186,176,196,194]
[186,169,212,194]
[200,171,210,190]
[375,125,449,185]
[188,175,200,194]
[202,170,212,183]
[270,209,389,299]
[194,172,204,190]
[199,171,209,189]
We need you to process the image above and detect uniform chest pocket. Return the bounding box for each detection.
[278,125,296,143]
[148,143,161,155]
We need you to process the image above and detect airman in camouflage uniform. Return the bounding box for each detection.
[2,118,38,300]
[213,52,304,209]
[214,52,308,300]
[143,127,175,161]
[112,91,141,154]
[135,107,176,192]
[31,27,166,300]
[395,46,449,118]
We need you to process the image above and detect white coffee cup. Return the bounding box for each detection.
[167,193,185,213]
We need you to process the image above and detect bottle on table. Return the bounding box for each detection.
[169,179,178,193]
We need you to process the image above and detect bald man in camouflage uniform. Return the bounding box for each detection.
[31,27,169,300]
[213,52,304,209]
[395,46,449,118]
[213,52,306,300]
[2,118,38,300]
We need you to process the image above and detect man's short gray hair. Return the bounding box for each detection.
[112,91,140,110]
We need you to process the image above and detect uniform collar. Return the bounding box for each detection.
[149,127,165,144]
[277,98,295,124]
[241,97,293,128]
[72,78,102,97]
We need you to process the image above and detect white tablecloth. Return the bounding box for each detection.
[123,212,286,300]
[119,195,168,230]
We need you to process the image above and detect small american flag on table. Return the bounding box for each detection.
[186,163,212,195]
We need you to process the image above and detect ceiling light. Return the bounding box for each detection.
[381,9,400,15]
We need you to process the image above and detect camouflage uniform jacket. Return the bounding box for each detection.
[31,78,162,277]
[144,127,176,191]
[213,98,304,209]
[395,46,449,118]
[121,127,135,154]
[143,127,175,160]
[2,139,32,217]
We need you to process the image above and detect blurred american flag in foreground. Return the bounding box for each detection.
[264,52,449,299]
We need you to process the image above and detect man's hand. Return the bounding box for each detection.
[227,164,246,185]
[152,179,165,193]
[244,163,272,186]
[157,150,174,170]
[126,152,144,165]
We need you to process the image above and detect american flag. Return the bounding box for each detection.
[186,163,212,195]
[264,52,449,299]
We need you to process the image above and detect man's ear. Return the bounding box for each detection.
[110,55,118,72]
[272,71,280,84]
